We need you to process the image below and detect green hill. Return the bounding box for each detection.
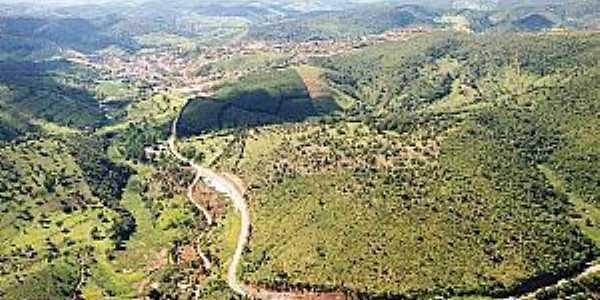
[197,32,600,298]
[0,60,107,130]
[445,0,600,32]
[0,16,135,60]
[511,13,554,31]
[1,2,600,299]
[178,68,340,136]
[248,4,437,41]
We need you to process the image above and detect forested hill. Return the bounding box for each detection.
[0,16,136,60]
[0,1,599,298]
[2,0,600,49]
[247,4,438,41]
[206,32,600,298]
[247,0,600,41]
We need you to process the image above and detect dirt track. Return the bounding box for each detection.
[169,106,250,297]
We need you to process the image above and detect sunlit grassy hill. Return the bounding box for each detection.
[174,32,600,298]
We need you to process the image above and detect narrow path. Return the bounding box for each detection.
[168,100,351,300]
[168,102,600,300]
[71,263,86,300]
[168,104,251,297]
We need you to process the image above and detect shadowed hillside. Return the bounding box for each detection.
[0,16,136,60]
[177,68,341,136]
[0,60,108,132]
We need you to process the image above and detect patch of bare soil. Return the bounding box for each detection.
[247,286,348,300]
[147,248,169,272]
[136,248,169,298]
[179,244,198,264]
[193,182,227,218]
[304,79,330,100]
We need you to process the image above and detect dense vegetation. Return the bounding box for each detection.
[114,122,168,162]
[248,4,437,41]
[1,0,600,299]
[187,32,600,298]
[532,269,600,299]
[1,257,81,300]
[0,60,108,129]
[0,110,32,141]
[65,136,133,208]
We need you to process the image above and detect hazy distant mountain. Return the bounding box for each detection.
[0,0,146,7]
[452,0,497,10]
[248,3,438,41]
[0,16,136,59]
[1,0,599,56]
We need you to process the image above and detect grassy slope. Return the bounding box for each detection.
[189,33,600,298]
[227,121,594,297]
[0,137,117,299]
[0,116,201,299]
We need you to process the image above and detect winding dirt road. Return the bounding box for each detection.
[168,103,346,300]
[511,263,600,300]
[167,100,600,300]
[169,109,251,297]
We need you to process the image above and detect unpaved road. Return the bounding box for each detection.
[512,263,600,300]
[168,100,600,300]
[169,108,251,297]
[168,134,214,271]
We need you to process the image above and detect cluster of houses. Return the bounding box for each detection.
[65,27,430,101]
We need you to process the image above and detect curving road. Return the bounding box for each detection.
[512,263,600,300]
[168,102,600,300]
[169,106,250,297]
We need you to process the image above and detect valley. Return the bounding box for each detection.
[0,1,599,299]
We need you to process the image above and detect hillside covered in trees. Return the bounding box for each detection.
[1,0,599,299]
[191,32,600,298]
